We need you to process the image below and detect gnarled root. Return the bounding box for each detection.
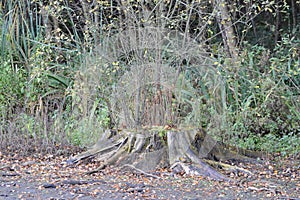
[67,128,259,181]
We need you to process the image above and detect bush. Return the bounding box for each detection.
[222,42,300,154]
[0,60,26,117]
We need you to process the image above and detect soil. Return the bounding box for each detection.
[0,153,299,200]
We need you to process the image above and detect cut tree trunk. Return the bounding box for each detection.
[67,127,264,181]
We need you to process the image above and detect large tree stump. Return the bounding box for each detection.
[67,127,262,181]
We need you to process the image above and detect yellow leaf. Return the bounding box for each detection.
[257,5,261,11]
[112,61,119,66]
[265,7,273,13]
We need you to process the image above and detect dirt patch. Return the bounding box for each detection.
[0,154,299,199]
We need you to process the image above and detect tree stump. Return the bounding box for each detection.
[67,127,263,181]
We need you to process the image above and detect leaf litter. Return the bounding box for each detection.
[0,151,299,200]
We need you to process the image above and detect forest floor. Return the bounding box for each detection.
[0,150,299,200]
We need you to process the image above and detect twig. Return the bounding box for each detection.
[247,186,278,195]
[122,164,161,179]
[278,197,300,200]
[1,172,21,177]
[0,165,9,170]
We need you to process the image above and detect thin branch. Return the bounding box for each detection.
[122,164,162,179]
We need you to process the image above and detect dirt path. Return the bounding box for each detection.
[1,154,299,200]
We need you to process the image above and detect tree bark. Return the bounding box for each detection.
[291,0,297,33]
[213,0,238,62]
[274,0,281,44]
[67,128,263,181]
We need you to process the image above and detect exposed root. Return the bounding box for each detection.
[167,130,230,181]
[184,148,231,181]
[68,128,262,181]
[86,146,127,175]
[204,159,253,175]
[67,130,128,164]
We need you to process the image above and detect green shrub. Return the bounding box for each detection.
[222,42,300,155]
[0,60,26,117]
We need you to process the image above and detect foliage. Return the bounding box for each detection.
[0,60,26,117]
[0,0,299,155]
[222,41,300,153]
[238,132,300,156]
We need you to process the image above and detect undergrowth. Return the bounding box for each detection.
[0,0,299,156]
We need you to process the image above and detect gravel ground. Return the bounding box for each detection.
[0,155,299,200]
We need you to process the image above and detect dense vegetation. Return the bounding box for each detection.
[0,0,299,156]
